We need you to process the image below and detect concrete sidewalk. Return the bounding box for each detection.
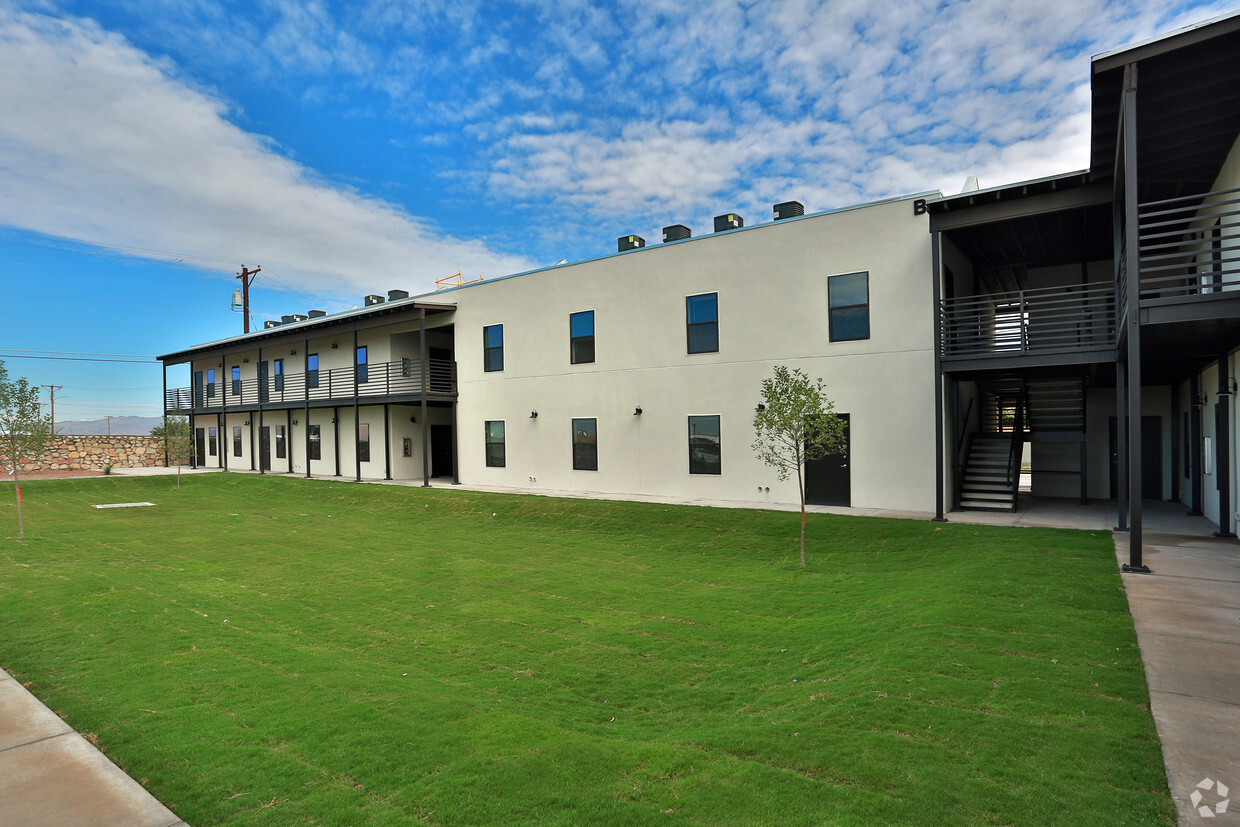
[1114,514,1240,824]
[0,668,185,827]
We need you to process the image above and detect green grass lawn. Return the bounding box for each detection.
[1,474,1171,825]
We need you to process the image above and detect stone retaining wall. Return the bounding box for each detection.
[18,436,167,472]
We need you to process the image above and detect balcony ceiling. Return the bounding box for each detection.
[1091,14,1240,203]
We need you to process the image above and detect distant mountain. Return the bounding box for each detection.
[57,416,165,436]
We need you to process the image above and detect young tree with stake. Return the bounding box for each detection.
[752,365,846,566]
[151,415,191,489]
[0,361,54,539]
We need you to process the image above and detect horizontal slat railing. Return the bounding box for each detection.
[940,282,1116,359]
[164,359,456,411]
[1137,186,1240,300]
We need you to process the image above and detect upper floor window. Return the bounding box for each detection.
[485,420,506,467]
[356,345,369,384]
[274,358,284,392]
[307,353,319,389]
[484,324,504,372]
[570,311,595,364]
[572,418,597,471]
[231,366,241,396]
[688,415,721,475]
[828,272,869,342]
[686,293,718,354]
[207,368,216,398]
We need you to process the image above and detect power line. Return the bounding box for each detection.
[0,227,243,268]
[1,347,153,358]
[0,291,218,310]
[0,353,156,364]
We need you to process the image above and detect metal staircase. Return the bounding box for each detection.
[960,434,1020,511]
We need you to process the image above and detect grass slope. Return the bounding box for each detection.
[1,475,1172,825]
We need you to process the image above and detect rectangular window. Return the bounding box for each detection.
[688,415,722,475]
[358,423,370,462]
[572,418,597,471]
[208,426,217,455]
[686,293,719,353]
[828,272,870,342]
[356,345,369,384]
[233,425,242,457]
[275,425,286,459]
[274,358,284,392]
[483,324,504,372]
[307,353,319,389]
[485,420,506,467]
[207,369,216,399]
[570,310,595,364]
[308,425,321,460]
[231,366,241,396]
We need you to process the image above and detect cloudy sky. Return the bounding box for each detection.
[0,0,1231,421]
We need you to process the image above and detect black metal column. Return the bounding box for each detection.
[161,367,169,467]
[1171,382,1181,503]
[931,224,947,522]
[353,329,361,483]
[1121,63,1148,573]
[333,406,341,477]
[257,346,264,474]
[1116,360,1128,531]
[383,404,392,481]
[420,310,430,488]
[1190,375,1203,515]
[1215,355,1235,538]
[304,337,312,478]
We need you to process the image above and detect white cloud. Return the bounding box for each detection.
[0,7,533,298]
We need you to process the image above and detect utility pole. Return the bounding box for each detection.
[41,384,63,435]
[237,265,261,334]
[106,415,114,435]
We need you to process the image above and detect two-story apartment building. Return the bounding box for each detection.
[161,11,1240,571]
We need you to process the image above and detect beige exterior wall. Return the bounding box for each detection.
[444,195,936,511]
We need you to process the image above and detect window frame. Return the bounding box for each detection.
[207,368,216,399]
[274,358,284,392]
[687,415,722,475]
[208,426,217,455]
[485,420,506,467]
[275,424,286,459]
[828,271,870,342]
[232,425,242,457]
[231,366,241,397]
[358,422,370,462]
[570,310,595,365]
[308,424,321,460]
[356,345,369,384]
[483,324,504,372]
[307,353,319,389]
[572,417,598,471]
[686,292,719,354]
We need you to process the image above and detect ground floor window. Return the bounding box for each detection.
[233,426,243,457]
[275,425,286,459]
[358,423,370,462]
[572,418,597,471]
[309,425,321,460]
[208,426,217,456]
[688,415,721,475]
[485,420,505,467]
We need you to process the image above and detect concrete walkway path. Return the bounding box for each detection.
[1114,513,1240,824]
[0,668,185,827]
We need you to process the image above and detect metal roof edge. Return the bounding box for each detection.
[1092,9,1240,71]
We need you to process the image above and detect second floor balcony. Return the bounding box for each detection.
[165,358,456,413]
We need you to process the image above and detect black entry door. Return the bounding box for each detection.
[195,428,205,467]
[260,426,271,471]
[804,414,850,507]
[1109,416,1162,500]
[431,424,453,477]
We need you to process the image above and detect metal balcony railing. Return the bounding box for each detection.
[165,358,456,412]
[940,281,1117,360]
[1138,186,1240,300]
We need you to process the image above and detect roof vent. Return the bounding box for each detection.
[307,309,327,318]
[713,213,743,232]
[290,314,308,322]
[388,289,409,301]
[773,201,805,221]
[281,315,295,324]
[364,294,385,306]
[618,235,645,252]
[662,224,691,242]
[264,320,281,329]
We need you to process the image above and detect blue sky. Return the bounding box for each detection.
[0,0,1231,422]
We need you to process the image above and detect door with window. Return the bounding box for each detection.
[804,414,851,507]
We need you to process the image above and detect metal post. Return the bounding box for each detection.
[257,346,264,474]
[1116,360,1128,531]
[931,226,948,522]
[1215,355,1235,538]
[420,310,430,487]
[383,404,392,481]
[304,337,312,478]
[1190,375,1204,515]
[353,329,361,483]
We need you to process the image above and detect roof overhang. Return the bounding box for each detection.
[158,300,456,365]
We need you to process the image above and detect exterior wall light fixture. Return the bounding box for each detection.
[292,418,299,425]
[410,415,417,423]
[634,407,643,416]
[756,403,766,411]
[530,410,538,419]
[331,343,338,349]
